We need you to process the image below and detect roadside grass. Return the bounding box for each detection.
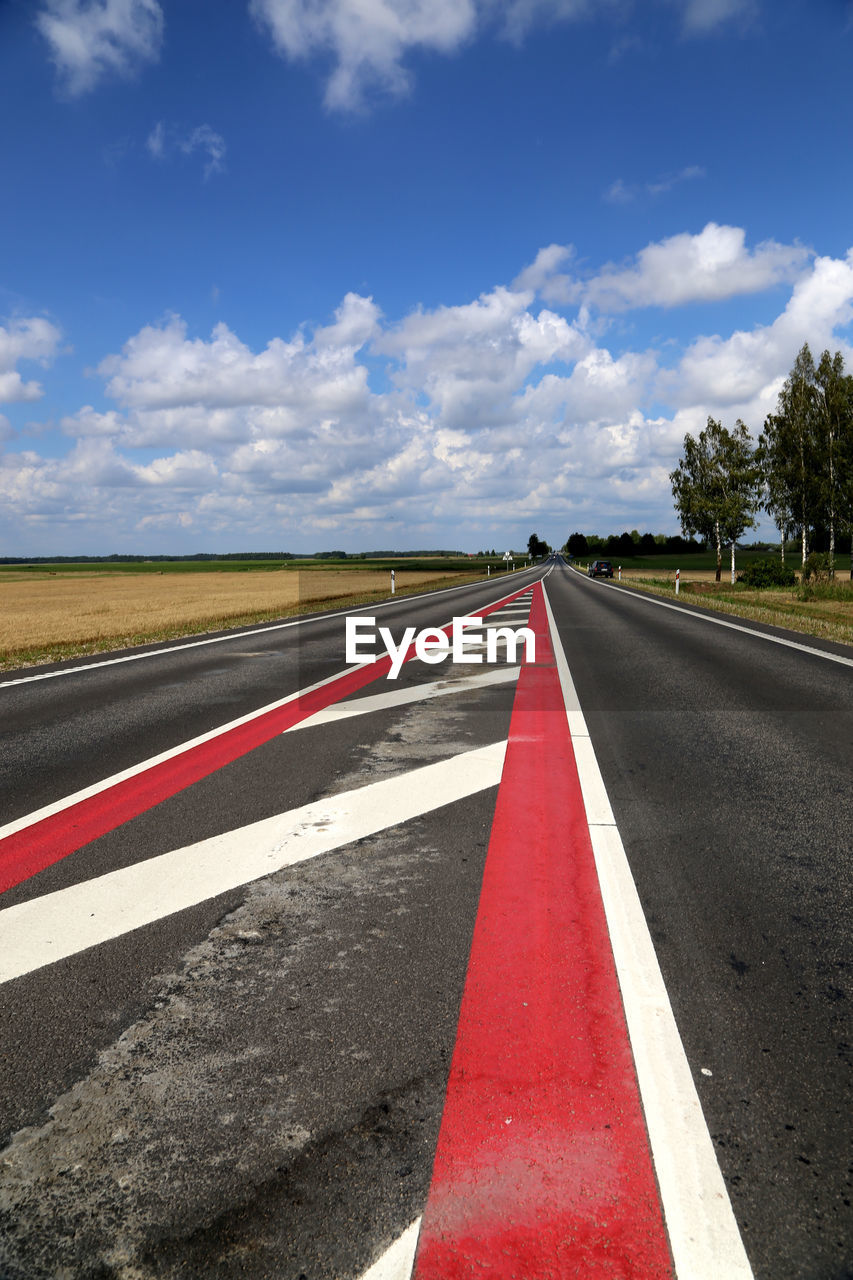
[617,572,853,649]
[0,567,495,671]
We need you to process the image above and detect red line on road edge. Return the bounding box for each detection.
[1,588,534,895]
[413,583,674,1278]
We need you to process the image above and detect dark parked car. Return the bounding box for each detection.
[588,560,613,578]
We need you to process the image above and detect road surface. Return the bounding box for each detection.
[0,558,850,1278]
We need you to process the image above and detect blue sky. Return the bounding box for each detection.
[1,0,852,554]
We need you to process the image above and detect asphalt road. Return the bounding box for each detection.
[0,559,850,1278]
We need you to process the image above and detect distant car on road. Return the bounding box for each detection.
[588,560,613,578]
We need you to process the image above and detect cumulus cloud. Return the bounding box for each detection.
[0,317,62,403]
[517,224,811,312]
[375,286,590,428]
[670,249,853,410]
[36,0,163,96]
[7,233,853,550]
[98,292,380,411]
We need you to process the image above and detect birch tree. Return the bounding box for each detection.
[759,344,821,568]
[814,349,853,577]
[670,418,761,582]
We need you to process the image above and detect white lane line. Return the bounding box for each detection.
[0,741,507,985]
[291,667,518,732]
[0,571,544,689]
[569,565,853,669]
[542,585,753,1280]
[358,1219,421,1280]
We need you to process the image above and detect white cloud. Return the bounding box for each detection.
[676,0,757,34]
[250,0,479,110]
[670,249,853,413]
[519,224,812,312]
[0,317,62,403]
[488,0,599,44]
[146,122,227,179]
[146,119,165,158]
[250,0,755,112]
[36,0,163,96]
[604,165,706,204]
[98,292,380,412]
[375,285,590,428]
[8,236,853,551]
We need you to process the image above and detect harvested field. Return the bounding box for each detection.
[0,569,457,667]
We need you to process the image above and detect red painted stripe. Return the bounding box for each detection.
[0,659,393,894]
[414,583,673,1278]
[0,588,532,895]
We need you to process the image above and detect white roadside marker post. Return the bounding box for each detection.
[675,568,680,595]
[618,565,622,581]
[391,568,396,595]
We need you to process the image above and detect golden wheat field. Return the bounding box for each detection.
[0,569,447,657]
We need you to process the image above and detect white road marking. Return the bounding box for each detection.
[570,565,853,669]
[0,661,375,843]
[1,592,527,844]
[0,741,507,985]
[291,666,518,731]
[542,584,754,1280]
[357,1219,421,1280]
[0,572,542,688]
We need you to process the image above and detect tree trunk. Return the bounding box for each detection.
[829,520,835,578]
[801,525,807,569]
[731,541,736,584]
[715,520,721,582]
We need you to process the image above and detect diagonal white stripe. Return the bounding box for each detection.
[0,587,530,844]
[0,741,507,986]
[357,1219,421,1280]
[291,666,517,732]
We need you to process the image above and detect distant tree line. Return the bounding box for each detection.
[563,530,705,559]
[670,343,853,580]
